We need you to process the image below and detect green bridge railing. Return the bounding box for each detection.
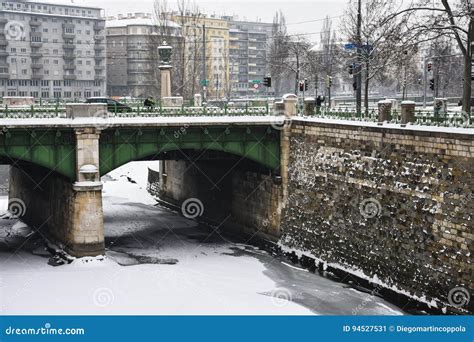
[1,102,472,128]
[0,103,271,119]
[305,106,473,128]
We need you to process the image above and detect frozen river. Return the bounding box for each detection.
[0,162,403,315]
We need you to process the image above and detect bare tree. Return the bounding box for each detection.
[279,36,311,94]
[267,11,290,96]
[318,16,341,105]
[382,0,473,113]
[428,37,464,98]
[390,49,422,100]
[342,0,410,114]
[173,0,203,99]
[150,0,202,100]
[149,0,173,95]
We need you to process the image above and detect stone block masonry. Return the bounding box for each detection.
[280,119,473,310]
[154,159,283,240]
[9,164,104,257]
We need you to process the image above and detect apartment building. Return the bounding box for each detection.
[106,12,181,98]
[0,0,106,100]
[172,13,229,100]
[225,17,272,98]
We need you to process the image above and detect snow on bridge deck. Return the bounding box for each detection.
[0,115,284,129]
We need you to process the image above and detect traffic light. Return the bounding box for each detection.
[429,79,435,91]
[326,76,333,88]
[353,82,357,91]
[304,79,308,91]
[263,76,272,87]
[427,62,433,72]
[348,64,354,75]
[299,80,304,92]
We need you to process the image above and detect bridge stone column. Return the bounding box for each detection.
[401,100,416,125]
[378,100,392,122]
[69,127,104,257]
[283,94,298,117]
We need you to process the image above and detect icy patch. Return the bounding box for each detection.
[278,242,438,310]
[102,161,159,205]
[70,255,111,268]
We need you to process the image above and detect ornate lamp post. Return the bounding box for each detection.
[158,41,172,99]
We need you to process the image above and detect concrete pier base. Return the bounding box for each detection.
[9,166,105,257]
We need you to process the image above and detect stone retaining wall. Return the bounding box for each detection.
[280,119,473,311]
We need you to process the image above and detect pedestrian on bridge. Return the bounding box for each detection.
[144,97,156,112]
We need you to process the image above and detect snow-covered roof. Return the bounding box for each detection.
[30,0,102,10]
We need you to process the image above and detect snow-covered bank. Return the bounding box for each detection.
[0,162,403,315]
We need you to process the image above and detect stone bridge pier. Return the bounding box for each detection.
[9,106,105,257]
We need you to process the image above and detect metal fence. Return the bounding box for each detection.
[0,103,271,119]
[304,106,473,128]
[0,101,472,128]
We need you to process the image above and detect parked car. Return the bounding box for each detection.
[85,97,132,113]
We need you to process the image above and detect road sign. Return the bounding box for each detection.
[250,80,261,84]
[200,80,209,86]
[253,84,259,89]
[344,43,356,50]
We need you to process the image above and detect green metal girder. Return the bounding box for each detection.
[0,129,76,179]
[0,125,281,180]
[99,125,281,175]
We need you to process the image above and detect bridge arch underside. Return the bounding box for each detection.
[98,125,281,177]
[99,126,283,240]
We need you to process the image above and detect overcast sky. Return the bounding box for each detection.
[44,0,349,42]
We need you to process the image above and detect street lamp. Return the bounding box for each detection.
[157,41,172,66]
[157,41,173,99]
